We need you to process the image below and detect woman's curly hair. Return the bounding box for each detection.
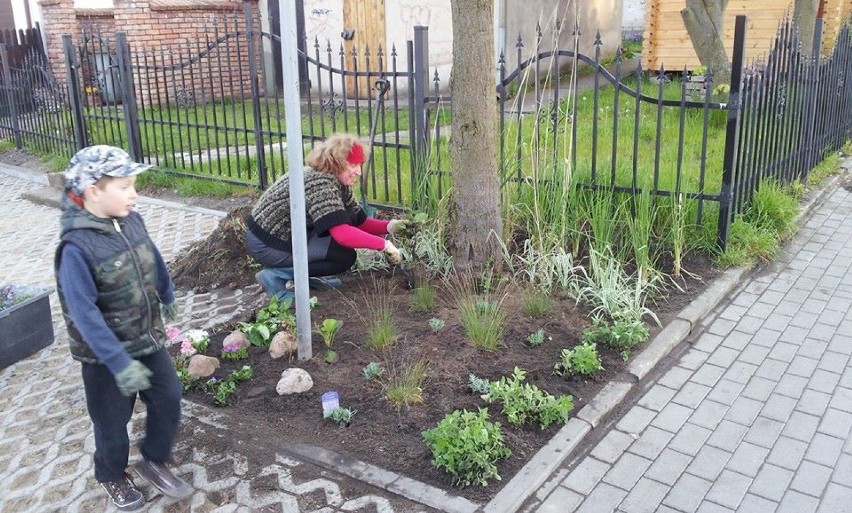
[306,133,370,175]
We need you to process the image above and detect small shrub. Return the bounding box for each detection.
[238,295,294,347]
[384,358,428,408]
[327,407,356,426]
[459,297,506,351]
[583,316,649,361]
[221,346,248,360]
[481,367,574,429]
[362,361,385,380]
[411,285,437,312]
[468,373,491,395]
[527,329,547,347]
[207,365,253,406]
[428,317,446,332]
[352,280,398,351]
[522,292,552,317]
[316,318,342,363]
[554,342,603,377]
[422,408,511,488]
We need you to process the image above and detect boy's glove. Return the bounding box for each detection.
[115,360,153,396]
[161,302,178,322]
[383,240,403,265]
[387,219,413,236]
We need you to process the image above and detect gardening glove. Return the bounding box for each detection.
[387,219,413,236]
[114,360,153,397]
[161,302,179,322]
[383,240,403,265]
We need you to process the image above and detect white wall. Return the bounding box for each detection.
[622,0,645,34]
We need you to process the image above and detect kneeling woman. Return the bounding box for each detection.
[246,133,407,299]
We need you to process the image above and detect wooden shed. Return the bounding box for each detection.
[643,0,852,72]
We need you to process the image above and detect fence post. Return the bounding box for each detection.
[0,43,23,148]
[114,32,142,162]
[717,15,748,251]
[801,18,824,182]
[245,3,268,189]
[62,35,88,150]
[412,26,429,210]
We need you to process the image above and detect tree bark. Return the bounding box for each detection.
[681,0,731,85]
[793,0,819,54]
[448,0,502,271]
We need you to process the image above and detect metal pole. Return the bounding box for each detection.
[717,15,747,251]
[115,32,142,161]
[245,3,268,189]
[412,26,428,210]
[0,43,23,148]
[801,18,823,182]
[62,35,88,150]
[280,0,312,359]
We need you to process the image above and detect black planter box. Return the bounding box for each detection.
[0,290,55,368]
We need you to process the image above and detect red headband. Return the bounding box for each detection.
[347,143,365,165]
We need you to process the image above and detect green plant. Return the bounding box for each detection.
[350,280,398,351]
[468,373,491,395]
[583,315,649,360]
[554,342,603,377]
[481,367,574,429]
[237,295,294,347]
[316,318,342,363]
[411,284,437,312]
[220,346,248,360]
[421,408,512,488]
[743,179,798,240]
[522,290,553,317]
[327,407,356,426]
[206,365,254,406]
[449,274,508,351]
[384,358,428,408]
[428,317,446,332]
[362,361,385,380]
[527,329,547,347]
[173,356,197,393]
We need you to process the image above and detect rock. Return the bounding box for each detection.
[276,368,313,395]
[188,355,220,378]
[269,331,297,359]
[223,331,251,351]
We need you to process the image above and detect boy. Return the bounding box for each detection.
[54,146,193,510]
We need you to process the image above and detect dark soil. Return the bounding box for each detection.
[167,210,720,504]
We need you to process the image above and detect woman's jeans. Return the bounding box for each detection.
[81,348,182,483]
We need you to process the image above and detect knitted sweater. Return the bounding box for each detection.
[247,168,367,251]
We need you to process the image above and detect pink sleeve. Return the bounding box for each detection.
[329,223,387,251]
[357,217,390,235]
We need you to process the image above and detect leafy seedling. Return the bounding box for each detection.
[317,318,342,363]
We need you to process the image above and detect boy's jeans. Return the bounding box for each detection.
[81,348,182,483]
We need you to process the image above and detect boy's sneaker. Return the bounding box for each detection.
[134,459,193,500]
[101,473,145,511]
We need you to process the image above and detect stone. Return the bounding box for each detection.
[276,368,313,395]
[269,331,297,359]
[188,354,220,378]
[222,331,251,351]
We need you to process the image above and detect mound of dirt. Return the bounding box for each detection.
[170,206,259,292]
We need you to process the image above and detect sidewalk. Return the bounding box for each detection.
[523,180,852,511]
[1,159,850,513]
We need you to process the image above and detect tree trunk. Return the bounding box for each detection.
[681,0,731,85]
[448,0,502,271]
[793,0,819,54]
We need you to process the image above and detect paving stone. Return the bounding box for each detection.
[679,348,711,371]
[738,344,772,366]
[591,430,635,464]
[704,469,752,510]
[686,445,731,481]
[816,483,852,513]
[706,379,746,406]
[659,366,694,389]
[535,485,583,513]
[602,453,652,491]
[755,358,789,382]
[721,361,759,385]
[807,323,837,341]
[691,364,727,387]
[645,448,692,486]
[720,330,756,351]
[832,453,852,487]
[734,315,764,335]
[773,374,809,400]
[790,460,833,497]
[787,355,820,379]
[737,493,780,513]
[759,393,798,423]
[563,458,610,495]
[617,477,669,513]
[742,416,785,449]
[749,463,794,502]
[705,420,747,452]
[817,408,852,439]
[574,483,627,513]
[739,376,776,402]
[766,436,808,471]
[798,339,830,360]
[804,432,845,468]
[668,423,713,457]
[778,325,810,345]
[829,386,852,413]
[707,319,737,337]
[616,406,657,435]
[637,385,677,412]
[724,442,769,478]
[706,346,740,368]
[692,333,724,353]
[628,426,674,460]
[763,312,793,331]
[662,473,712,513]
[724,396,764,427]
[767,341,799,363]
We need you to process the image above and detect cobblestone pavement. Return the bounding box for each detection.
[525,184,852,512]
[0,172,431,512]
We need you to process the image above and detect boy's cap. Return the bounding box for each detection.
[64,145,152,194]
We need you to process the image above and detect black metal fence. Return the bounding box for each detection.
[0,11,849,249]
